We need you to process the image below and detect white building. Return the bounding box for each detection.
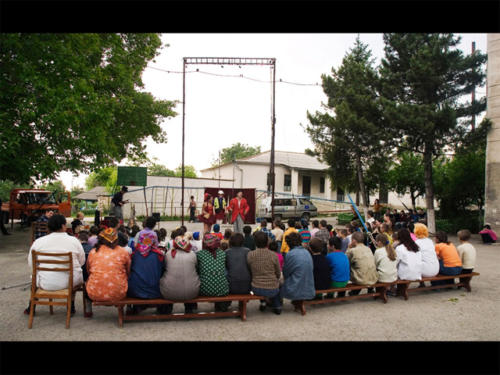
[200,150,428,210]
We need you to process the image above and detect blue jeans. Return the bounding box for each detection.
[252,286,282,309]
[431,259,462,285]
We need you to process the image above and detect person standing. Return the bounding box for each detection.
[199,193,216,234]
[188,196,197,223]
[111,186,129,224]
[214,190,227,225]
[228,191,249,234]
[0,198,11,235]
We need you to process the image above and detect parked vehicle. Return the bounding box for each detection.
[257,196,318,221]
[1,189,71,228]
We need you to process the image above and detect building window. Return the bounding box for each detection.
[337,187,344,202]
[284,174,291,192]
[320,177,325,193]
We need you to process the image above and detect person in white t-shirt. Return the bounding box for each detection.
[395,228,423,281]
[456,229,477,273]
[24,214,85,316]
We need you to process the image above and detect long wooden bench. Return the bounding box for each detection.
[391,272,480,300]
[92,294,265,327]
[296,282,389,316]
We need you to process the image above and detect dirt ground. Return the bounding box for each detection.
[1,220,499,341]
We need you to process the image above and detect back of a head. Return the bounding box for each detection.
[295,222,302,230]
[398,228,419,252]
[78,231,89,243]
[180,225,187,234]
[260,219,267,227]
[90,225,100,235]
[229,232,244,247]
[268,240,278,252]
[213,224,220,233]
[159,228,167,241]
[435,231,449,244]
[340,229,348,237]
[346,224,354,234]
[145,216,157,230]
[320,220,327,228]
[457,229,471,242]
[108,217,119,229]
[254,231,269,248]
[224,228,232,240]
[287,218,295,228]
[312,220,319,228]
[352,231,365,244]
[243,225,252,235]
[285,231,302,249]
[309,238,323,254]
[48,214,66,232]
[413,223,428,239]
[329,236,342,251]
[326,224,333,232]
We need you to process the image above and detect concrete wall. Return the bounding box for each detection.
[485,33,500,231]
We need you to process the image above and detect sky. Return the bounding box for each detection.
[60,33,488,190]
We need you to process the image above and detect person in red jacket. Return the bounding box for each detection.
[228,191,249,234]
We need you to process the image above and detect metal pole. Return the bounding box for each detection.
[181,58,186,226]
[471,41,476,131]
[271,59,276,221]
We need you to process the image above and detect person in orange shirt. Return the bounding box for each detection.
[432,231,462,286]
[280,218,298,259]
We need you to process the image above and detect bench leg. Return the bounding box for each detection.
[240,301,247,321]
[397,283,409,300]
[376,286,388,303]
[461,277,472,292]
[118,305,124,328]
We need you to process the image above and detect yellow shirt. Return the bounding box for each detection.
[280,227,298,253]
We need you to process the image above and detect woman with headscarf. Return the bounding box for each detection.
[160,236,200,314]
[198,193,216,234]
[196,233,230,312]
[127,221,166,313]
[413,223,439,280]
[85,228,131,316]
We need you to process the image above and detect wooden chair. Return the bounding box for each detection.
[31,222,49,244]
[28,250,84,329]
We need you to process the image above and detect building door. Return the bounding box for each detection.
[302,175,311,196]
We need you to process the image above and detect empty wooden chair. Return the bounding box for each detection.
[28,250,84,329]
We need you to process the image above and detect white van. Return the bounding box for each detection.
[257,197,318,221]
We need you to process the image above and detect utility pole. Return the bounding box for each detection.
[181,58,186,226]
[270,60,276,221]
[472,41,476,131]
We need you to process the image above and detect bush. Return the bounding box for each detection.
[337,213,365,225]
[435,211,483,234]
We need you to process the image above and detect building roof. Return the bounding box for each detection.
[201,150,329,172]
[74,186,108,201]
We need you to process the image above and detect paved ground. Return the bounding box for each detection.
[1,220,499,341]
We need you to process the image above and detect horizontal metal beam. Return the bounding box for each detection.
[184,57,275,66]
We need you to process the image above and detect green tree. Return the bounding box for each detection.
[213,143,261,166]
[305,38,385,211]
[434,118,490,215]
[0,180,32,202]
[0,33,176,184]
[148,163,176,177]
[387,152,426,210]
[380,33,487,233]
[85,166,116,190]
[175,165,197,178]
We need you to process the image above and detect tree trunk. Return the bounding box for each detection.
[423,144,436,234]
[356,153,369,220]
[411,192,416,211]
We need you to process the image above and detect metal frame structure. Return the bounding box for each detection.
[181,57,277,225]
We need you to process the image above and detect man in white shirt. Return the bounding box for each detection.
[24,214,85,315]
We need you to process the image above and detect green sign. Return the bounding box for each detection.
[117,166,147,187]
